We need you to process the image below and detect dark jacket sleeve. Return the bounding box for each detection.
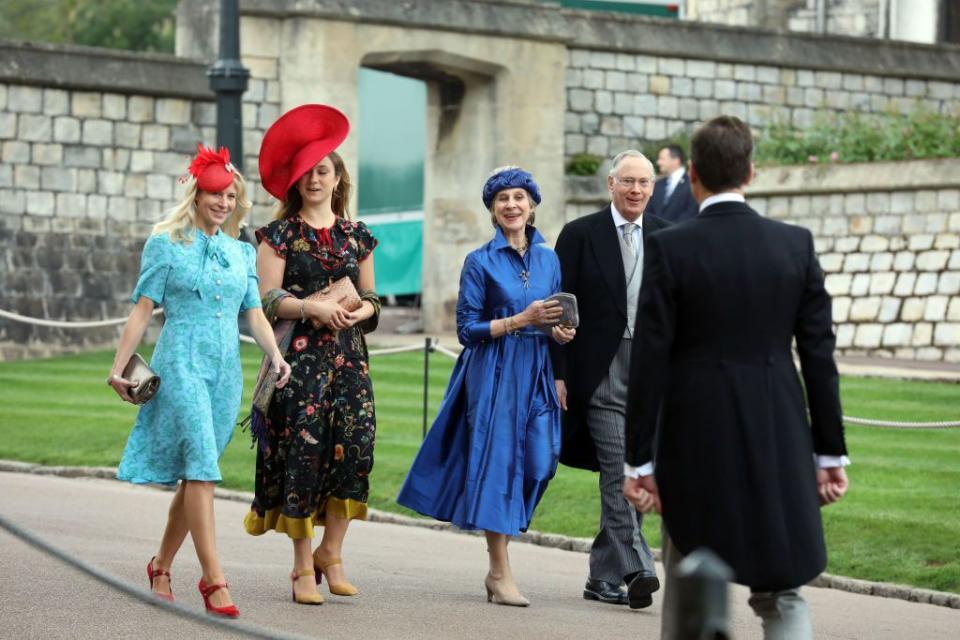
[624,232,676,467]
[549,223,581,381]
[794,230,847,456]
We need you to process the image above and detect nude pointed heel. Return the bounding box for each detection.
[484,574,530,607]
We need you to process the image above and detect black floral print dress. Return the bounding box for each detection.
[244,215,378,539]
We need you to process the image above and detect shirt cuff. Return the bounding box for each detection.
[815,454,851,468]
[624,461,655,478]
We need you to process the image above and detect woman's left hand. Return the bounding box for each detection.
[551,325,576,344]
[271,353,292,388]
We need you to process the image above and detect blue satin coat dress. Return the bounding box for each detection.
[397,226,562,536]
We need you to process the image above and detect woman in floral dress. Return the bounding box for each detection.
[243,105,380,606]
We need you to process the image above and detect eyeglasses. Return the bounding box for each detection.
[614,177,653,189]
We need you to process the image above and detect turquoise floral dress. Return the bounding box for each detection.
[244,215,378,539]
[117,229,261,485]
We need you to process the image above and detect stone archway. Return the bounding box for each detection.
[179,6,567,332]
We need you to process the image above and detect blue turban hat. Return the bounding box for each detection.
[482,167,542,209]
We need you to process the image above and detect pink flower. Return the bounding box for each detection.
[334,354,345,368]
[807,155,818,163]
[293,336,308,352]
[830,151,839,162]
[306,405,315,416]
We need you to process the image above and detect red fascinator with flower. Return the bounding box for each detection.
[187,144,236,192]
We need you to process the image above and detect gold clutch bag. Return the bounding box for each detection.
[306,277,362,330]
[123,353,161,404]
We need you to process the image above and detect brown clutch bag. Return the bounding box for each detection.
[123,353,160,404]
[306,276,362,330]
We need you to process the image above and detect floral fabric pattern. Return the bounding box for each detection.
[246,215,378,538]
[117,230,261,485]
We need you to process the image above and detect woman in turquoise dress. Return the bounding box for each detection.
[397,167,576,607]
[108,145,291,618]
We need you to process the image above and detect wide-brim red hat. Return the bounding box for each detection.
[258,104,350,200]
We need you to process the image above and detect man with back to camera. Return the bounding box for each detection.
[551,150,671,609]
[648,144,698,223]
[623,116,849,639]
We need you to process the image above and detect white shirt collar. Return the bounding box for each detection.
[610,203,643,230]
[669,167,685,184]
[699,192,746,213]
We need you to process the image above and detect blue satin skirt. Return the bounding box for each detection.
[397,333,561,536]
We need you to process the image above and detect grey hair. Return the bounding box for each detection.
[608,150,655,178]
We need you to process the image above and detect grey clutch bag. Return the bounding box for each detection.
[539,292,579,330]
[123,353,161,404]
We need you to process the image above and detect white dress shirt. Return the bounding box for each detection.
[624,191,850,478]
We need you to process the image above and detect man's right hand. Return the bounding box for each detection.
[816,467,849,506]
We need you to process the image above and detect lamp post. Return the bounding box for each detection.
[207,0,250,171]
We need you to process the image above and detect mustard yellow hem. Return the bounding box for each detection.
[244,498,368,540]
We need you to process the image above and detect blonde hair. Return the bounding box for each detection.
[273,151,351,221]
[153,174,252,243]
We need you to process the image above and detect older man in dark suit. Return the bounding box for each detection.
[552,150,671,609]
[623,116,850,639]
[648,144,698,223]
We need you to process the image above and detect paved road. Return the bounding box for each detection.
[0,472,957,639]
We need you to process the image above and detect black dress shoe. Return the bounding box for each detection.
[626,571,660,609]
[583,578,628,605]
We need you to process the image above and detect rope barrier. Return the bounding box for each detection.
[2,308,957,429]
[0,513,311,640]
[843,416,960,429]
[0,307,164,328]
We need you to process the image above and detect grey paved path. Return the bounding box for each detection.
[1,472,958,639]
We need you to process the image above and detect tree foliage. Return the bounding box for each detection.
[0,0,176,53]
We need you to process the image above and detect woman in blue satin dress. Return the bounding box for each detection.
[398,167,576,607]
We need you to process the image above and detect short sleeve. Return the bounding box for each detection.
[352,220,378,261]
[130,234,170,305]
[255,219,290,259]
[239,242,261,312]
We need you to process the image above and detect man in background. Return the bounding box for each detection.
[648,144,698,223]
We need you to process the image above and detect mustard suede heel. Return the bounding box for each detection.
[313,550,359,596]
[290,569,324,605]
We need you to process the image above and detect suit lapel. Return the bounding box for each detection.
[588,207,627,320]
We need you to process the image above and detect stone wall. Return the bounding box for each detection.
[0,41,278,359]
[564,49,960,164]
[750,159,960,362]
[565,159,960,363]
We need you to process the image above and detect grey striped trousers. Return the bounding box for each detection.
[586,337,656,584]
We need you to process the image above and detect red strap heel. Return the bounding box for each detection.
[146,557,174,602]
[198,579,240,618]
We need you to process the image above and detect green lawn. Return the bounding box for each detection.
[0,346,958,593]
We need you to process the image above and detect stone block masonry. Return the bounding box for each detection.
[0,41,281,359]
[565,49,960,163]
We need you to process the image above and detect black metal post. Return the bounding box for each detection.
[207,0,250,171]
[422,337,433,440]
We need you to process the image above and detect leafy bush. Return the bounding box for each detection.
[755,108,960,166]
[566,153,603,176]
